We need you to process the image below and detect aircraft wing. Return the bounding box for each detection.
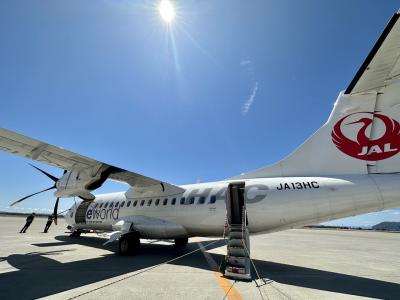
[0,128,184,194]
[345,11,400,94]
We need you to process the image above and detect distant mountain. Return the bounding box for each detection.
[372,222,400,231]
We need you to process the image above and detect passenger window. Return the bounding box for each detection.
[120,201,125,208]
[148,199,152,206]
[155,199,160,206]
[140,200,145,206]
[163,198,168,205]
[115,202,119,207]
[171,198,176,205]
[99,203,103,208]
[133,200,138,207]
[198,197,205,204]
[104,202,109,208]
[127,201,131,207]
[94,203,98,208]
[189,197,195,205]
[209,195,216,204]
[109,202,114,208]
[180,197,185,205]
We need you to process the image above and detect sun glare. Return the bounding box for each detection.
[159,0,175,23]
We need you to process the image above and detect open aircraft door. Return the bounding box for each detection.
[226,182,246,225]
[75,201,91,224]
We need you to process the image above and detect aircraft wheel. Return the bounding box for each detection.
[174,237,189,247]
[70,230,81,237]
[118,233,140,255]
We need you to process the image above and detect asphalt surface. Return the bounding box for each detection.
[0,215,399,300]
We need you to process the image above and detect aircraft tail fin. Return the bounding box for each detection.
[233,11,400,179]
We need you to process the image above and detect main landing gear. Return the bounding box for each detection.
[68,228,91,237]
[70,229,82,237]
[118,232,141,256]
[174,237,189,247]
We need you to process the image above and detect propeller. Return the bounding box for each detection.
[10,185,56,207]
[10,164,63,225]
[53,197,60,225]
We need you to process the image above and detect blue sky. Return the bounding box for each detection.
[0,0,399,226]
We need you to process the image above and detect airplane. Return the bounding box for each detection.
[1,10,400,263]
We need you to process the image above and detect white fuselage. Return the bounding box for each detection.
[65,174,400,239]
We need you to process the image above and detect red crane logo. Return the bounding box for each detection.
[331,112,400,161]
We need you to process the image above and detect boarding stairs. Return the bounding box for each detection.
[224,183,252,281]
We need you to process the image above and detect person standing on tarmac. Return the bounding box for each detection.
[19,213,35,233]
[43,214,54,233]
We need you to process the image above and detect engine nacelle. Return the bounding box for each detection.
[55,167,106,200]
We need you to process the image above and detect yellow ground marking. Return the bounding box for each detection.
[197,242,243,300]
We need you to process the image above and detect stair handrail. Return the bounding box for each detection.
[241,206,247,242]
[223,211,228,239]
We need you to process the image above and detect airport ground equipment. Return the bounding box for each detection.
[224,182,252,281]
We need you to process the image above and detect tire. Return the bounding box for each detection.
[174,237,189,247]
[118,233,140,256]
[70,230,81,237]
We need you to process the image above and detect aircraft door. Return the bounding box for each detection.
[226,182,246,225]
[75,201,91,224]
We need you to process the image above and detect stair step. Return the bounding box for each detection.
[228,239,243,247]
[227,247,247,257]
[228,231,244,238]
[229,226,243,231]
[226,256,247,267]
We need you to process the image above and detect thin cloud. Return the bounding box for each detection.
[240,57,258,116]
[242,82,258,116]
[240,58,251,66]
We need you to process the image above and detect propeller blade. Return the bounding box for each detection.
[10,185,56,206]
[29,163,59,183]
[53,197,59,225]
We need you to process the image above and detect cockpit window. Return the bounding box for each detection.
[198,197,205,204]
[171,198,176,205]
[147,199,152,206]
[163,198,168,205]
[140,200,145,206]
[127,201,131,207]
[180,197,185,205]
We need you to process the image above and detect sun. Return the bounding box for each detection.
[158,0,175,23]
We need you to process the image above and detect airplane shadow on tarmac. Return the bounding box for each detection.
[0,235,399,300]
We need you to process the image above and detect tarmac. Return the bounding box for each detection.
[0,215,399,300]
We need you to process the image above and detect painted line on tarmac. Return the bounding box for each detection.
[197,242,243,300]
